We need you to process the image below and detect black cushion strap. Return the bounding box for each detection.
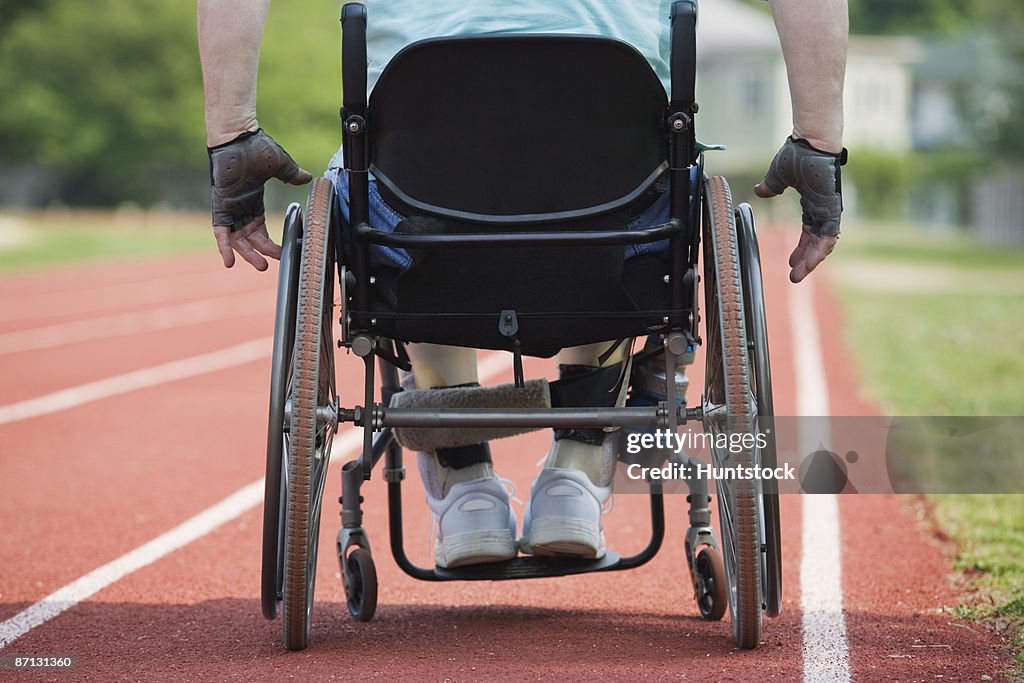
[549,364,624,409]
[436,442,493,469]
[550,362,630,445]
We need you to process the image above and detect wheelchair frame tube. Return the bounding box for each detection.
[340,3,372,325]
[354,220,681,248]
[378,406,671,429]
[668,170,691,316]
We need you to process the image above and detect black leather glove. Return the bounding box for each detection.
[759,136,848,237]
[208,129,310,230]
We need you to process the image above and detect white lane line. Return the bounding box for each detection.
[791,281,851,683]
[801,494,849,682]
[0,338,272,426]
[0,351,511,648]
[0,272,266,324]
[0,478,266,650]
[0,292,272,355]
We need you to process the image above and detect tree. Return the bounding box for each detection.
[848,0,971,35]
[0,0,206,204]
[0,1,340,207]
[845,0,1024,160]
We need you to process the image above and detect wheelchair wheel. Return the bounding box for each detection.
[701,175,762,649]
[694,547,728,621]
[343,548,378,622]
[281,177,339,651]
[262,202,302,621]
[735,203,782,619]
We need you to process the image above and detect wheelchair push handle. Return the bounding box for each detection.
[341,2,368,118]
[670,0,697,114]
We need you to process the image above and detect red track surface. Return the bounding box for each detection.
[0,235,1012,681]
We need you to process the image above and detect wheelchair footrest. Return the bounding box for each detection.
[432,551,620,581]
[390,379,551,451]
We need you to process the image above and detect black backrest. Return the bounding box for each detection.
[368,35,669,224]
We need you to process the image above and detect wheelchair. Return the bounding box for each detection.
[261,0,781,652]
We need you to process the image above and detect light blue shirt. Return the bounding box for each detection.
[359,0,674,95]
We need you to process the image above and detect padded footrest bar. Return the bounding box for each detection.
[389,379,551,451]
[382,406,670,429]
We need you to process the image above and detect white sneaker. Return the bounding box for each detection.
[426,476,517,568]
[520,468,611,559]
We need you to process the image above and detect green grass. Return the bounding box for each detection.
[837,290,1024,415]
[933,495,1024,668]
[0,211,215,272]
[838,221,1024,272]
[834,221,1024,670]
[835,222,1024,415]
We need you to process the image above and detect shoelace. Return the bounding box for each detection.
[500,476,523,508]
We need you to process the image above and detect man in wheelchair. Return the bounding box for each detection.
[198,0,847,650]
[199,0,846,564]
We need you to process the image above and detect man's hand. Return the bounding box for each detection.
[754,136,847,283]
[209,129,313,270]
[214,221,281,271]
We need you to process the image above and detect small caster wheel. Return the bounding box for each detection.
[343,548,378,622]
[694,547,727,621]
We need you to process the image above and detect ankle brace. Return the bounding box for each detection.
[436,442,492,469]
[552,363,625,445]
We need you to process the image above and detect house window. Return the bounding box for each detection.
[857,78,892,114]
[740,68,764,118]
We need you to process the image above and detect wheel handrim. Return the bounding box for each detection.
[735,203,782,618]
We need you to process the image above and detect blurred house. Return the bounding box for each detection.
[696,0,1023,245]
[908,36,1022,245]
[910,35,1004,150]
[695,0,921,173]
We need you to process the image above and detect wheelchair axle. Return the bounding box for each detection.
[281,399,344,432]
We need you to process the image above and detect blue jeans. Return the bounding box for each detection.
[325,147,675,269]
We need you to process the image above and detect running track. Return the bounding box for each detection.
[0,231,1012,681]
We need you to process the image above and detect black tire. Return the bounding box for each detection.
[701,175,762,649]
[695,547,728,621]
[282,177,339,651]
[735,203,783,619]
[262,203,303,621]
[344,548,378,622]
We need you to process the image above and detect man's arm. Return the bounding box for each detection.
[198,0,267,146]
[768,0,847,154]
[756,0,848,283]
[197,0,311,270]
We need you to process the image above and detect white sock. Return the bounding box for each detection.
[545,438,610,487]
